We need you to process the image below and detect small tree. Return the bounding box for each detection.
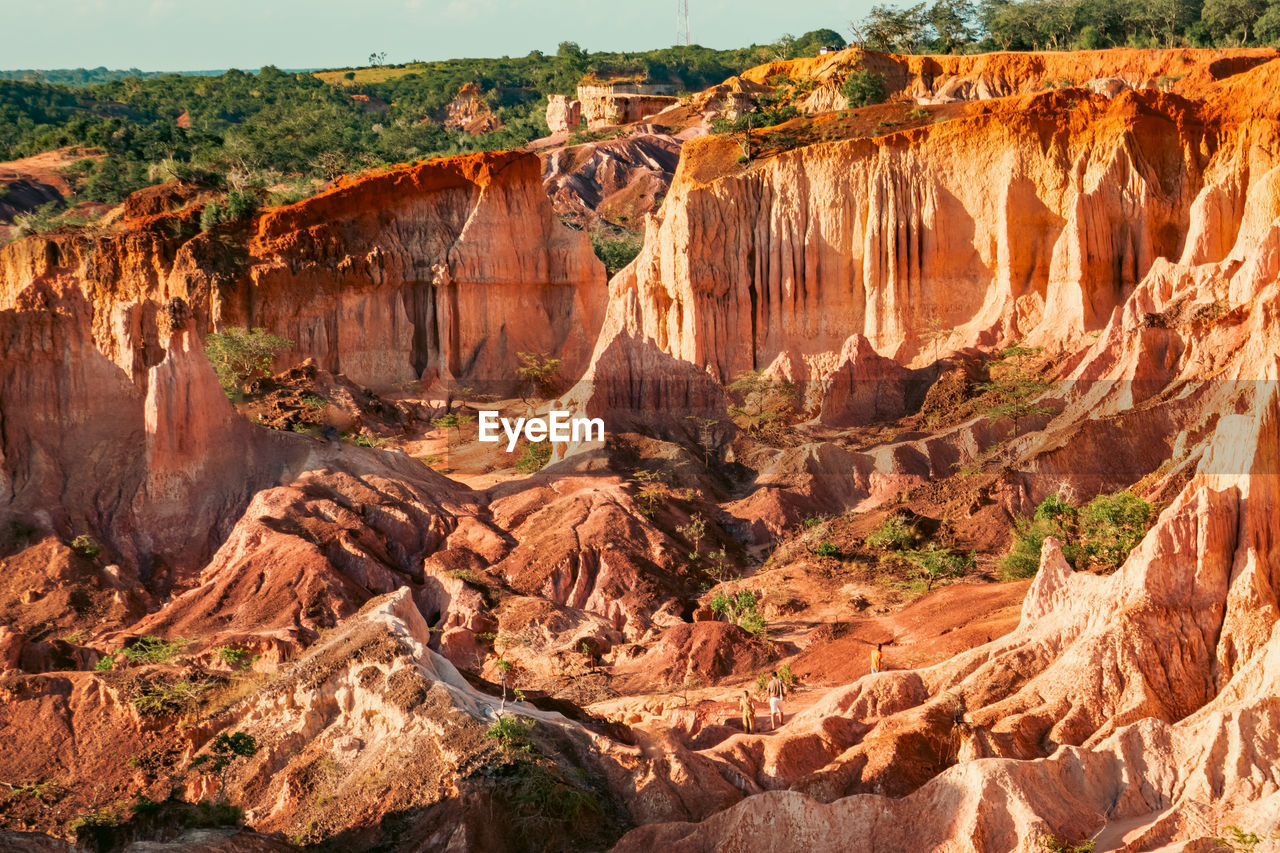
[706,548,734,582]
[922,316,948,364]
[976,346,1052,437]
[685,415,722,467]
[494,658,515,715]
[726,369,800,439]
[676,513,707,558]
[190,732,258,798]
[204,328,295,395]
[516,441,552,473]
[710,590,767,636]
[516,351,561,399]
[843,70,887,107]
[631,470,667,515]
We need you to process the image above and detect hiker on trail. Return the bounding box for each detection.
[739,689,755,734]
[871,642,884,674]
[766,671,786,729]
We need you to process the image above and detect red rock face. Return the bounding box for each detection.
[0,150,607,392]
[593,88,1214,388]
[246,151,607,389]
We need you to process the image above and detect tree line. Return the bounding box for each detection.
[853,0,1280,53]
[0,37,841,207]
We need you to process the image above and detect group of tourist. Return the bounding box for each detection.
[738,642,885,733]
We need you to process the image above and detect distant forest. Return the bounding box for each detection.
[0,38,836,207]
[0,68,224,86]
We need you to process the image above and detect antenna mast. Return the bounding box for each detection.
[677,0,691,45]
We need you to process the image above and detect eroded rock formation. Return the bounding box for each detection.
[0,151,607,391]
[3,46,1280,853]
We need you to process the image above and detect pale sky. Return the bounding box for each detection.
[0,0,865,72]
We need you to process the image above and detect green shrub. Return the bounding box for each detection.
[1078,491,1152,571]
[843,70,886,107]
[204,327,295,394]
[448,568,487,587]
[190,801,245,827]
[12,201,64,236]
[200,190,257,231]
[345,432,389,448]
[432,413,460,431]
[777,663,798,688]
[131,678,209,715]
[1035,835,1096,853]
[516,351,562,398]
[121,635,186,664]
[1001,491,1152,578]
[70,810,124,833]
[902,545,974,590]
[266,182,317,207]
[94,654,115,672]
[589,231,643,277]
[866,516,921,550]
[738,608,767,636]
[1001,514,1057,579]
[224,189,257,220]
[216,646,250,669]
[815,540,841,558]
[516,441,552,473]
[710,590,767,636]
[1210,826,1269,852]
[190,731,258,778]
[199,201,225,231]
[70,534,102,559]
[486,715,535,753]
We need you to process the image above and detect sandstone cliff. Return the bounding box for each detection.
[0,151,607,391]
[589,50,1280,401]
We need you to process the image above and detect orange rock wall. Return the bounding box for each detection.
[600,88,1222,381]
[245,151,607,387]
[0,151,607,391]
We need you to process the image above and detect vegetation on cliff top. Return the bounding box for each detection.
[0,37,822,207]
[855,0,1280,54]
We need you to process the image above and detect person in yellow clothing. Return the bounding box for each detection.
[871,642,884,673]
[739,689,755,734]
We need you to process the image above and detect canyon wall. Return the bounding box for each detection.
[246,151,606,388]
[0,151,607,391]
[595,79,1250,385]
